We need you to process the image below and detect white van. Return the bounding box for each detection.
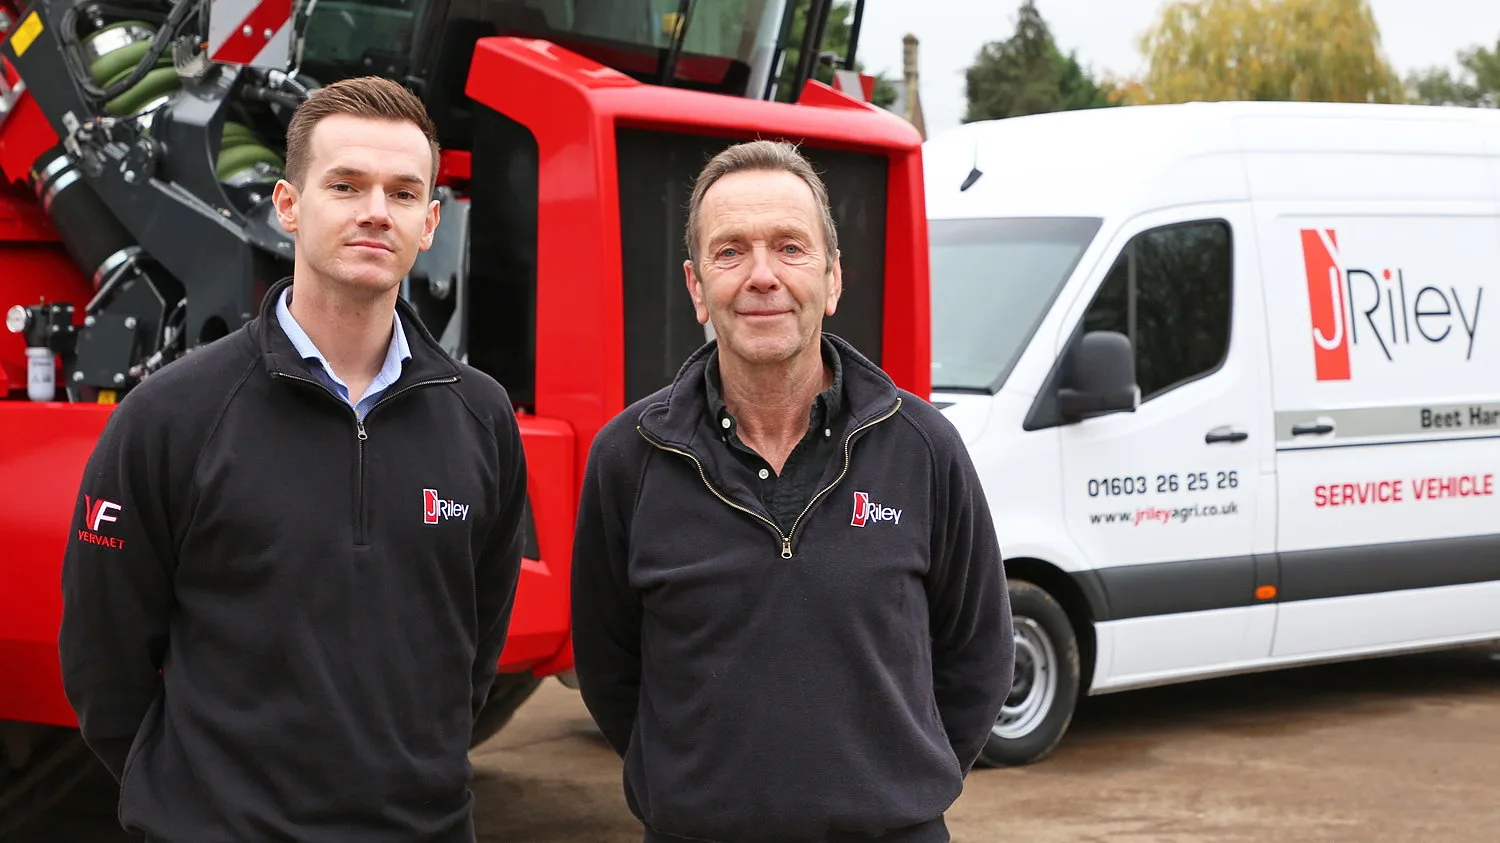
[922,101,1500,767]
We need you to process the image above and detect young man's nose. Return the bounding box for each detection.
[356,192,394,228]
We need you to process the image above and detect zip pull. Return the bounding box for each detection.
[356,419,368,441]
[781,536,792,559]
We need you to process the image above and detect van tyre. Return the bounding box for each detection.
[977,580,1081,767]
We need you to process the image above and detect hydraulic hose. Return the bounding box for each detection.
[60,0,196,104]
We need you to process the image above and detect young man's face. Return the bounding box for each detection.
[273,113,439,301]
[685,169,842,368]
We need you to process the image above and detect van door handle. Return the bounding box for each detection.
[1291,422,1334,436]
[1205,427,1248,444]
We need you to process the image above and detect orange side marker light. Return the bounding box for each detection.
[1255,585,1278,600]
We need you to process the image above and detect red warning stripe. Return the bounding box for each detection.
[210,0,292,65]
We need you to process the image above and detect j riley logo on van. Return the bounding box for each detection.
[1299,228,1484,381]
[851,491,902,527]
[423,489,470,524]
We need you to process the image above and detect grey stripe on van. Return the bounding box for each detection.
[1275,402,1500,448]
[1069,532,1500,621]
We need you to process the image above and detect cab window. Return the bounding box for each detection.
[1083,220,1233,401]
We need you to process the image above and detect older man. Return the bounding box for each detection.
[570,139,1012,843]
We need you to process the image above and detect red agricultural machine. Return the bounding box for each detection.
[0,0,929,829]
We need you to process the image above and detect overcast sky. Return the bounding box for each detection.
[854,0,1500,136]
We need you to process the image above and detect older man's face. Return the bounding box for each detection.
[684,169,842,369]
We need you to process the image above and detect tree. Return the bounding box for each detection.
[1122,0,1404,105]
[962,1,1116,123]
[1407,40,1500,107]
[775,1,898,108]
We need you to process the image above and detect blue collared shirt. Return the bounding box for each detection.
[276,286,411,421]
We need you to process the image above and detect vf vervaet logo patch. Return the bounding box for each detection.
[423,489,470,524]
[850,491,902,527]
[77,495,125,550]
[1299,228,1484,381]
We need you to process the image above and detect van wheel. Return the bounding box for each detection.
[977,580,1081,767]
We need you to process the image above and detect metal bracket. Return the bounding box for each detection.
[402,188,471,358]
[173,34,215,81]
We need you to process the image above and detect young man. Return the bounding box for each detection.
[570,140,1014,843]
[58,76,528,842]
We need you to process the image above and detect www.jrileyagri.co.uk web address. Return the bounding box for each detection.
[1089,501,1241,527]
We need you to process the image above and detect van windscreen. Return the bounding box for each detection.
[930,217,1101,392]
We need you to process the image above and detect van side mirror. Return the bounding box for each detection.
[1058,330,1138,421]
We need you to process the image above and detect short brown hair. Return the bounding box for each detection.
[283,76,441,192]
[685,140,838,272]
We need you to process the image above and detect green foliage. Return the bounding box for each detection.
[962,1,1116,123]
[775,0,898,107]
[1128,0,1404,105]
[1406,39,1500,107]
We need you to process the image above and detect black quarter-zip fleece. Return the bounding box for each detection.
[703,337,845,530]
[570,334,1014,843]
[59,277,529,843]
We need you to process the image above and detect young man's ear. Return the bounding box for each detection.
[271,179,299,234]
[419,197,441,251]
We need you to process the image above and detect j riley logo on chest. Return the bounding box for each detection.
[423,489,470,524]
[851,491,902,527]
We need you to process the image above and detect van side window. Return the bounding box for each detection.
[1083,220,1232,401]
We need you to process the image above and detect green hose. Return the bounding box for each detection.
[90,38,156,86]
[216,142,284,182]
[102,66,181,116]
[221,122,258,146]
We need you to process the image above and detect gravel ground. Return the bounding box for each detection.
[12,642,1499,843]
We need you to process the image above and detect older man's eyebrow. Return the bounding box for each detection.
[709,222,815,246]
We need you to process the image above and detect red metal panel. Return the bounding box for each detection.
[0,85,59,187]
[495,416,574,673]
[876,123,933,398]
[437,149,472,186]
[0,179,58,242]
[0,402,115,725]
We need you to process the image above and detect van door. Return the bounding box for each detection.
[1258,206,1500,659]
[1051,210,1278,690]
